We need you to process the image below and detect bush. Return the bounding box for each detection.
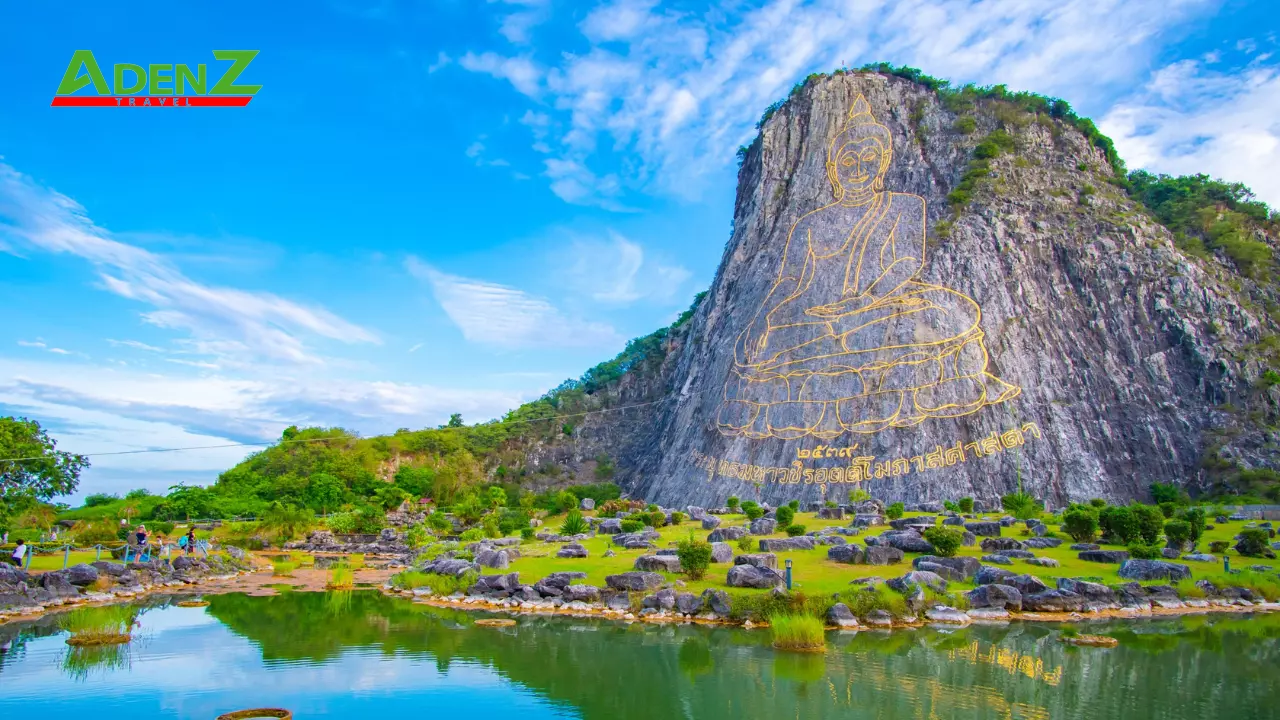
[1089,498,1107,509]
[481,514,502,538]
[520,527,535,542]
[620,519,644,534]
[943,501,959,513]
[391,570,432,590]
[953,116,977,134]
[1150,482,1184,505]
[1001,492,1041,520]
[1164,520,1192,547]
[1061,505,1100,542]
[1130,504,1164,545]
[1237,528,1272,557]
[83,493,119,508]
[769,613,825,651]
[405,523,430,548]
[1099,506,1141,544]
[788,500,800,510]
[559,510,589,536]
[841,585,909,619]
[847,490,869,503]
[1177,507,1206,543]
[921,526,963,557]
[1127,543,1163,560]
[677,533,714,580]
[646,503,660,512]
[745,505,765,521]
[736,535,755,551]
[775,505,795,526]
[642,511,666,528]
[958,497,974,513]
[458,528,485,542]
[670,511,686,525]
[885,502,905,520]
[354,505,384,534]
[726,496,740,510]
[1209,540,1230,554]
[73,522,122,546]
[1158,502,1177,519]
[271,560,298,577]
[785,524,807,537]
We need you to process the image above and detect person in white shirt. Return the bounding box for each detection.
[9,540,26,567]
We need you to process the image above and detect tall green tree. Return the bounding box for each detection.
[305,472,346,515]
[1,417,89,522]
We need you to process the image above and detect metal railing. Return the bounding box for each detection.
[15,538,214,570]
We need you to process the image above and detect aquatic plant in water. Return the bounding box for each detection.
[769,613,826,652]
[59,605,137,646]
[62,642,131,682]
[327,564,354,590]
[271,560,298,577]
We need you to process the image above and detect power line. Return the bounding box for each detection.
[0,396,670,463]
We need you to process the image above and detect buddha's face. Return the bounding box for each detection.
[828,138,886,195]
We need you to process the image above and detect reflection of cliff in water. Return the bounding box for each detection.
[202,591,1280,720]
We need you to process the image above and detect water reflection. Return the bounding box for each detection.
[0,592,1277,719]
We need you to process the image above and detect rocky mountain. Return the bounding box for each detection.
[566,68,1280,509]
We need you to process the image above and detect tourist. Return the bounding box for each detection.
[135,525,148,560]
[186,528,198,555]
[9,540,26,567]
[2,531,7,545]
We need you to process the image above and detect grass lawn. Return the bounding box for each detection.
[497,509,1275,601]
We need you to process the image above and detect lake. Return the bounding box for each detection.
[2,591,1277,719]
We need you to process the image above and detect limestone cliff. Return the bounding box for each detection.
[575,70,1280,508]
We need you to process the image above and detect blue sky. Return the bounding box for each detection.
[0,0,1276,500]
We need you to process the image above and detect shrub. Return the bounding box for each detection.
[646,503,660,512]
[788,500,800,510]
[1209,540,1231,554]
[885,502,905,520]
[1061,505,1100,542]
[1001,492,1041,520]
[769,613,825,651]
[1130,504,1164,545]
[958,497,974,513]
[1177,507,1206,543]
[953,116,977,134]
[620,519,644,534]
[641,511,666,528]
[74,522,121,546]
[922,526,963,557]
[271,560,297,577]
[677,533,713,580]
[943,501,959,513]
[426,511,453,534]
[598,500,629,515]
[1099,506,1141,544]
[841,585,909,619]
[848,490,870,503]
[405,523,430,548]
[1158,502,1177,519]
[481,514,502,538]
[736,535,755,551]
[726,496,740,510]
[1237,528,1272,557]
[775,505,795,526]
[554,491,578,514]
[1150,482,1184,505]
[785,524,807,537]
[559,510,589,536]
[1173,579,1207,599]
[1164,520,1192,547]
[1089,498,1107,509]
[520,527,535,542]
[458,528,485,542]
[354,505,384,533]
[745,505,765,521]
[1127,543,1163,560]
[670,511,686,525]
[148,521,175,536]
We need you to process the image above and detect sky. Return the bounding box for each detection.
[0,0,1277,501]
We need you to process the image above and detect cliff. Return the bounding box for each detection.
[599,69,1280,508]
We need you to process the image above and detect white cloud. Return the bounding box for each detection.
[459,0,1217,206]
[0,162,379,366]
[406,257,620,349]
[107,338,166,352]
[1102,58,1280,206]
[427,50,451,73]
[17,339,71,355]
[492,0,551,44]
[564,231,691,304]
[458,52,542,97]
[408,342,424,353]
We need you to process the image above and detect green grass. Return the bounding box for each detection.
[391,570,433,590]
[1233,570,1280,602]
[348,553,366,570]
[271,560,298,577]
[769,613,826,651]
[840,584,910,619]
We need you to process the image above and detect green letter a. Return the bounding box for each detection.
[56,50,110,95]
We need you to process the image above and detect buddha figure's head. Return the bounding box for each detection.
[827,95,892,203]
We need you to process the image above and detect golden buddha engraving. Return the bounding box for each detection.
[717,94,1020,440]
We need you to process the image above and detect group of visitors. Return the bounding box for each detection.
[4,523,202,567]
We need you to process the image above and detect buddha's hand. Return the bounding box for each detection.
[741,319,771,363]
[805,295,870,318]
